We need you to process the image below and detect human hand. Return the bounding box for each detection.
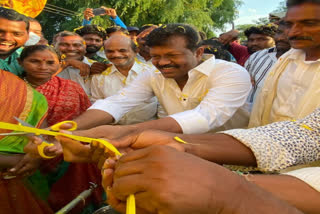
[105,145,246,214]
[73,125,137,141]
[23,136,62,158]
[90,62,111,75]
[63,59,90,76]
[109,129,186,152]
[84,8,94,20]
[101,7,117,19]
[219,30,239,45]
[7,153,42,177]
[55,134,91,163]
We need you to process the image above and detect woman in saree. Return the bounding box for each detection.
[20,45,104,213]
[0,69,53,213]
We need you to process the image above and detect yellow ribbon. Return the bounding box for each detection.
[0,121,135,214]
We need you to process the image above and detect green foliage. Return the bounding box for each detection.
[253,17,269,25]
[272,0,286,13]
[37,0,242,42]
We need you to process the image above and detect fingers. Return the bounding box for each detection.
[90,140,109,163]
[102,167,114,189]
[8,156,27,174]
[112,174,147,201]
[84,8,94,20]
[106,188,127,214]
[116,146,151,164]
[55,135,91,162]
[56,122,74,130]
[90,62,109,75]
[109,133,138,149]
[114,158,147,179]
[79,64,90,76]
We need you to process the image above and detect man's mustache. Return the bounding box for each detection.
[289,36,313,41]
[87,45,99,48]
[158,65,179,69]
[110,57,127,60]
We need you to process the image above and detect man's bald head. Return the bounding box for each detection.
[104,35,137,52]
[104,35,137,69]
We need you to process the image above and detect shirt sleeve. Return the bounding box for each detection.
[89,71,154,123]
[110,16,127,29]
[283,167,320,192]
[229,42,249,63]
[222,108,320,172]
[82,18,92,26]
[170,63,252,134]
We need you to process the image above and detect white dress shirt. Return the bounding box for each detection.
[91,61,158,125]
[90,56,251,134]
[57,57,94,96]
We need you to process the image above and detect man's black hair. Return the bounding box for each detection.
[74,25,107,40]
[244,24,278,39]
[146,23,201,51]
[52,31,83,45]
[0,7,29,30]
[286,0,320,7]
[200,39,232,61]
[106,26,129,36]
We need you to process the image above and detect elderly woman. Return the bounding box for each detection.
[19,45,103,213]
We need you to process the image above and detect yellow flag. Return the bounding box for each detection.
[0,0,47,18]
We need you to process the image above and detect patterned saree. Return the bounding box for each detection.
[0,70,52,214]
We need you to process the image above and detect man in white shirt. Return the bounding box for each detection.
[90,35,157,124]
[249,0,320,128]
[74,23,251,135]
[53,31,94,95]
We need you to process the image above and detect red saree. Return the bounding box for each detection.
[36,76,104,213]
[36,76,91,126]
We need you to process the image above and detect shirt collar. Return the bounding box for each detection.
[2,47,23,63]
[191,55,216,76]
[82,56,96,65]
[109,61,141,75]
[287,48,320,62]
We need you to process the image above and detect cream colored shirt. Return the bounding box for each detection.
[284,167,320,192]
[57,57,94,96]
[249,49,320,127]
[91,61,158,125]
[90,56,251,134]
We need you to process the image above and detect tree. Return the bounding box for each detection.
[37,0,242,42]
[272,0,286,13]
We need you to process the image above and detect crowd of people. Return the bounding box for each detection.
[0,0,319,213]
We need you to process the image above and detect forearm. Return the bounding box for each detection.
[249,174,320,214]
[128,117,183,133]
[178,133,256,166]
[230,176,303,214]
[0,154,24,169]
[74,109,114,130]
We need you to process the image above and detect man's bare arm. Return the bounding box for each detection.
[249,174,320,214]
[178,133,257,166]
[74,109,114,130]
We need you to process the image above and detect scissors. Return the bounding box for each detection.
[0,118,78,159]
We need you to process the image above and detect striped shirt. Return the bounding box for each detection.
[245,47,277,104]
